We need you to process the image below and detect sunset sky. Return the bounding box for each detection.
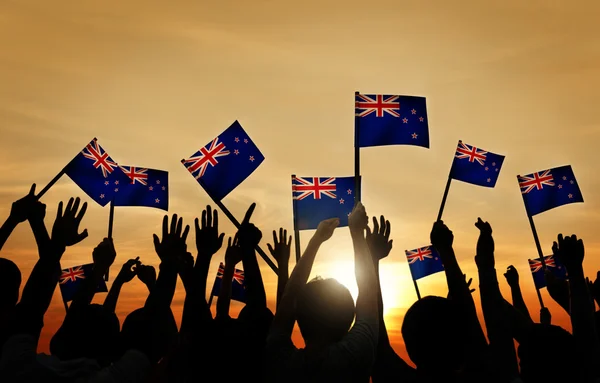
[1,0,599,362]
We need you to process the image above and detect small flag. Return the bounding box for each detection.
[292,176,357,230]
[182,121,264,200]
[64,138,120,206]
[405,246,444,280]
[210,263,246,303]
[59,264,108,303]
[450,141,505,187]
[112,166,169,211]
[355,94,429,148]
[528,255,568,289]
[518,165,583,216]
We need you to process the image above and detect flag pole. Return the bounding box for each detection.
[36,165,68,199]
[437,140,461,221]
[105,200,115,281]
[413,278,422,300]
[207,292,214,308]
[291,175,302,263]
[518,175,546,307]
[63,300,69,312]
[191,174,278,274]
[354,91,361,206]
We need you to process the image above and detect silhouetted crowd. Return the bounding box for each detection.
[0,185,599,382]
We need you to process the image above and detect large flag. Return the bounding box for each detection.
[112,166,169,210]
[59,264,108,303]
[64,138,120,206]
[518,165,583,216]
[181,121,264,200]
[210,263,246,303]
[405,246,444,280]
[528,255,568,289]
[450,141,505,187]
[292,176,357,230]
[355,94,429,148]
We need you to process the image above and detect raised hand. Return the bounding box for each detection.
[590,271,600,306]
[137,264,157,288]
[348,201,368,236]
[51,197,88,247]
[545,269,570,313]
[366,215,393,262]
[553,234,584,272]
[225,235,243,266]
[465,274,476,294]
[267,228,292,266]
[474,218,495,269]
[237,203,262,249]
[176,251,195,286]
[116,257,141,283]
[430,220,453,252]
[93,238,117,273]
[153,214,190,264]
[9,184,40,223]
[314,218,339,243]
[504,265,519,287]
[195,205,225,259]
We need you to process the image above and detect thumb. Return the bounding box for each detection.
[153,234,160,251]
[77,229,89,242]
[267,243,274,254]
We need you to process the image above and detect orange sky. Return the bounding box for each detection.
[1,0,599,363]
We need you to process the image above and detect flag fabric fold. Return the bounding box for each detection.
[518,165,583,216]
[210,263,246,303]
[64,138,120,206]
[182,121,264,200]
[355,94,429,148]
[450,141,505,187]
[528,255,568,289]
[292,176,357,230]
[405,246,444,280]
[59,264,108,303]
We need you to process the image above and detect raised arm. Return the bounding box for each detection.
[268,228,292,308]
[0,184,39,252]
[216,235,243,319]
[269,217,338,337]
[503,265,533,323]
[474,218,519,381]
[238,204,267,311]
[367,216,415,382]
[103,257,141,313]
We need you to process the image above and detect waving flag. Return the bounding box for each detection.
[518,165,583,216]
[355,94,429,148]
[112,166,169,210]
[59,264,108,303]
[405,246,444,280]
[528,255,568,289]
[64,138,120,206]
[292,176,357,230]
[210,263,246,303]
[182,121,264,200]
[450,141,505,187]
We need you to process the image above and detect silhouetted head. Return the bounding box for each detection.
[121,307,178,364]
[295,277,355,344]
[402,296,469,373]
[518,324,578,383]
[0,258,21,309]
[51,304,120,367]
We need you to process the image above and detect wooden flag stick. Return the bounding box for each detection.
[291,175,302,263]
[37,165,68,199]
[105,200,115,281]
[413,278,422,300]
[354,91,361,206]
[207,292,214,308]
[437,176,453,221]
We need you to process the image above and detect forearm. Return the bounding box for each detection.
[276,263,289,309]
[509,283,533,323]
[145,263,178,311]
[28,217,51,259]
[478,266,519,380]
[271,236,321,335]
[0,215,18,251]
[103,279,124,313]
[568,267,599,366]
[351,231,378,320]
[374,262,391,348]
[242,249,267,308]
[216,265,235,319]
